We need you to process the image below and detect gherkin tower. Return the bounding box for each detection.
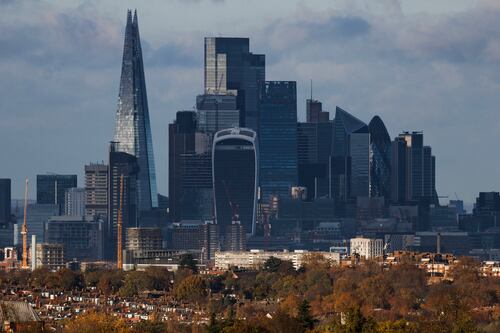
[114,10,158,210]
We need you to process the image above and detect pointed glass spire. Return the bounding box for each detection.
[114,10,158,210]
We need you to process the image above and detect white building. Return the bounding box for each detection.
[214,249,340,270]
[350,237,384,259]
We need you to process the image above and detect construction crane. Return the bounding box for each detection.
[117,175,124,270]
[21,178,29,270]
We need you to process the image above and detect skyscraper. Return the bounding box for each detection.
[297,99,332,200]
[196,93,240,133]
[391,137,407,204]
[113,10,158,212]
[204,37,265,130]
[84,163,108,219]
[0,179,11,225]
[168,111,213,222]
[107,142,138,259]
[64,188,85,217]
[331,107,369,199]
[213,128,258,236]
[392,131,437,204]
[258,81,298,202]
[368,116,391,199]
[36,174,77,213]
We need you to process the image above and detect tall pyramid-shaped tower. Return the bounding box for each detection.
[114,9,158,210]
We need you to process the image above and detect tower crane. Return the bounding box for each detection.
[21,178,29,269]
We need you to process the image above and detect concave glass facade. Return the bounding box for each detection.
[213,129,258,235]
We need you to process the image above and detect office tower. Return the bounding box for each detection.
[36,174,77,212]
[368,116,391,199]
[107,142,138,259]
[213,128,258,236]
[297,100,333,200]
[224,223,246,251]
[331,107,369,199]
[474,192,500,214]
[169,111,213,222]
[306,99,329,123]
[423,146,434,198]
[396,131,436,203]
[204,37,265,130]
[126,227,162,251]
[199,222,219,261]
[19,204,59,247]
[64,188,85,217]
[0,179,11,225]
[113,10,158,212]
[84,163,108,219]
[258,81,298,202]
[391,137,407,204]
[196,93,240,133]
[45,216,103,261]
[35,243,64,271]
[398,131,424,200]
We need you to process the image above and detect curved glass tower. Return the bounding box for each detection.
[212,128,258,235]
[368,116,391,199]
[114,10,158,211]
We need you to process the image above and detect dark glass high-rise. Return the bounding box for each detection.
[204,37,265,130]
[0,179,11,225]
[213,128,258,236]
[258,81,298,202]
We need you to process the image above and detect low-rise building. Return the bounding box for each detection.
[214,249,340,270]
[350,237,384,259]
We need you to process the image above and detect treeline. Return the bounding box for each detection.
[1,254,500,332]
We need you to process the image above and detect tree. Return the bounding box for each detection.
[263,256,283,273]
[174,275,207,304]
[297,300,316,330]
[62,311,130,333]
[179,254,198,272]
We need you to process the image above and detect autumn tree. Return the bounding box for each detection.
[62,311,130,333]
[174,274,207,304]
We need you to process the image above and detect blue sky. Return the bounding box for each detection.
[0,0,499,204]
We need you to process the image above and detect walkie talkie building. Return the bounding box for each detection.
[212,128,258,236]
[113,10,158,211]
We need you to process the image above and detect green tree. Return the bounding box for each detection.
[297,300,316,330]
[263,256,283,273]
[179,253,198,272]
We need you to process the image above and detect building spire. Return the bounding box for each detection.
[133,9,138,25]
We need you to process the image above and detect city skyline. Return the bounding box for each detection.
[2,0,500,204]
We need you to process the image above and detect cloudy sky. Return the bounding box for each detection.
[0,0,499,205]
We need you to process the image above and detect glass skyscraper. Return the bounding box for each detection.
[258,81,298,202]
[113,10,158,211]
[36,174,77,213]
[331,107,369,199]
[204,37,265,130]
[0,179,11,225]
[368,116,391,199]
[213,128,258,236]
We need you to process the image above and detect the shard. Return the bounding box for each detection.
[113,10,158,210]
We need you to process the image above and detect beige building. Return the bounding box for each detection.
[350,237,384,259]
[35,243,64,271]
[214,249,340,270]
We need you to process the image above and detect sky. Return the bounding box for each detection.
[0,0,499,205]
